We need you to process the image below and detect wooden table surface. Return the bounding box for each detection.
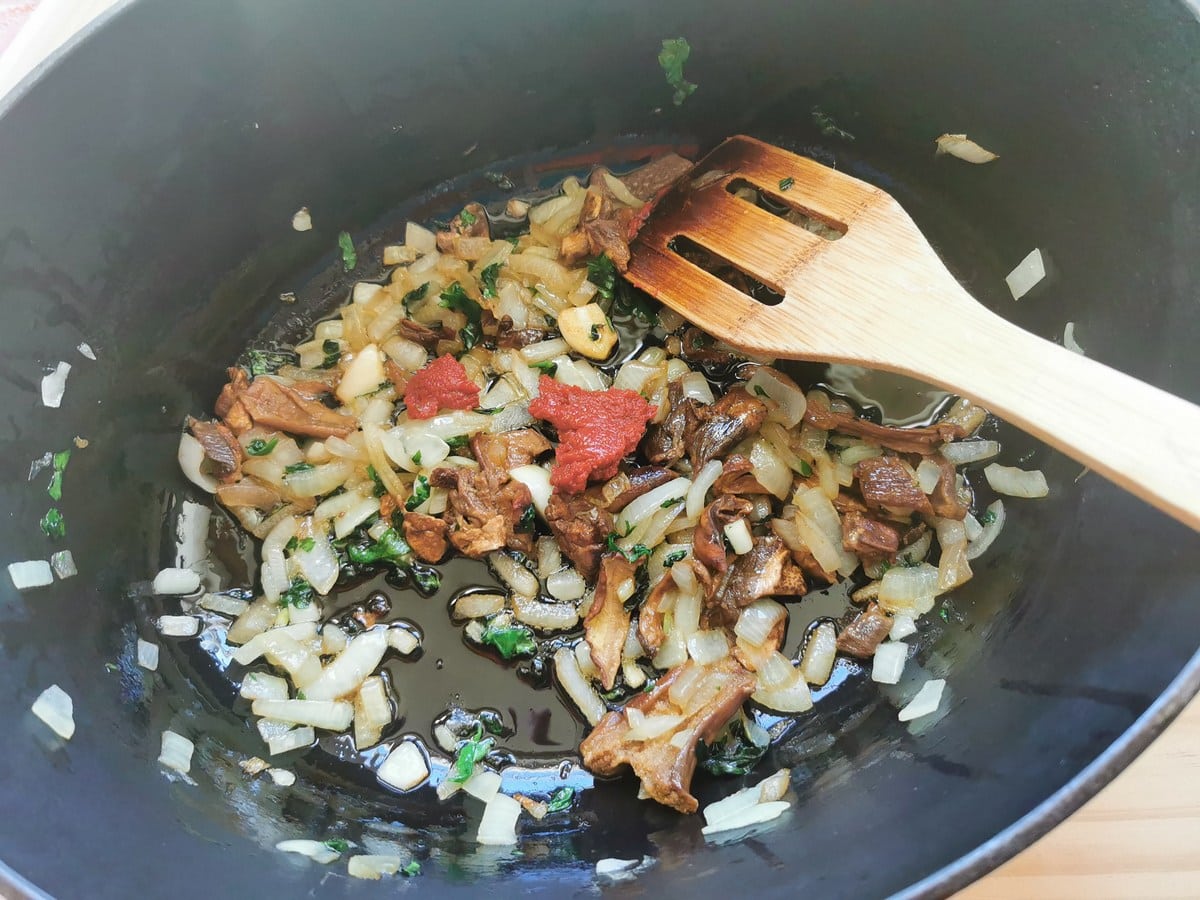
[2,4,1199,898]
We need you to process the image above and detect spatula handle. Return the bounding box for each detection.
[898,300,1200,532]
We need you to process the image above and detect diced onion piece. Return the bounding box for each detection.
[734,600,787,648]
[546,568,585,602]
[518,338,570,365]
[290,207,313,231]
[963,512,983,543]
[463,769,503,801]
[934,133,999,164]
[749,438,792,500]
[240,672,288,701]
[158,730,194,775]
[1064,322,1086,355]
[934,517,972,592]
[452,592,506,620]
[701,801,790,836]
[50,550,77,580]
[405,221,436,254]
[871,642,908,684]
[8,560,53,591]
[284,460,353,498]
[137,639,160,672]
[267,767,296,786]
[889,614,917,641]
[153,567,200,595]
[745,368,806,427]
[686,460,723,519]
[984,463,1049,498]
[199,593,250,617]
[226,596,278,645]
[489,552,539,600]
[679,371,715,404]
[157,615,200,637]
[722,518,753,555]
[1005,248,1046,301]
[348,855,403,880]
[512,594,579,631]
[509,465,552,516]
[915,459,941,494]
[686,630,730,665]
[276,840,341,864]
[251,699,354,731]
[877,563,940,616]
[41,361,71,408]
[303,629,389,701]
[967,499,1007,560]
[793,487,859,575]
[799,623,837,686]
[616,476,691,536]
[899,679,947,722]
[77,342,97,360]
[703,775,774,827]
[757,769,791,803]
[293,528,339,596]
[477,792,522,845]
[554,647,606,725]
[625,713,685,742]
[378,740,429,791]
[31,684,74,739]
[321,624,349,656]
[756,652,798,690]
[177,433,219,492]
[353,675,392,749]
[267,725,315,756]
[753,677,813,713]
[939,440,1000,465]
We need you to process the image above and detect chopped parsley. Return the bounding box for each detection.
[532,360,558,376]
[411,450,423,466]
[980,509,997,525]
[587,253,617,301]
[778,176,795,191]
[439,282,483,350]
[405,474,430,511]
[279,578,315,608]
[449,725,495,783]
[347,528,412,566]
[605,531,651,563]
[658,37,698,107]
[589,323,601,341]
[410,565,441,594]
[516,503,536,533]
[323,839,350,853]
[295,690,306,700]
[283,462,314,475]
[938,607,950,622]
[316,339,341,369]
[546,786,575,813]
[47,449,70,500]
[365,464,388,497]
[479,262,502,299]
[479,620,538,659]
[798,459,813,477]
[445,435,470,451]
[246,349,295,376]
[402,282,429,313]
[402,861,421,877]
[246,437,278,456]
[662,549,688,568]
[699,718,768,776]
[285,536,316,553]
[660,496,684,509]
[338,231,357,271]
[753,385,769,398]
[39,508,66,539]
[459,207,478,228]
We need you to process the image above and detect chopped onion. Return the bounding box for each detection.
[653,628,688,671]
[509,465,552,516]
[235,632,323,686]
[963,512,983,542]
[915,459,941,494]
[489,552,539,600]
[616,476,691,537]
[240,672,288,701]
[752,678,813,713]
[31,684,74,739]
[934,517,973,592]
[625,712,685,742]
[939,440,1000,465]
[348,855,403,880]
[477,793,522,845]
[276,840,340,865]
[889,614,917,641]
[838,442,882,466]
[291,207,313,231]
[452,592,506,620]
[77,342,97,360]
[1064,322,1086,355]
[793,487,859,575]
[158,730,194,775]
[679,371,715,404]
[748,438,792,499]
[1005,248,1046,301]
[157,615,200,637]
[199,593,250,617]
[877,563,940,615]
[463,769,503,801]
[871,642,908,685]
[405,221,437,254]
[899,679,947,722]
[554,647,605,725]
[799,622,837,686]
[966,499,1007,560]
[41,361,71,408]
[226,596,278,645]
[686,630,730,665]
[178,433,218,492]
[746,368,806,427]
[935,133,998,164]
[304,628,389,701]
[322,624,349,655]
[756,652,798,690]
[353,675,392,749]
[50,550,77,580]
[292,528,339,596]
[722,518,753,555]
[984,463,1049,498]
[251,699,354,731]
[734,600,787,648]
[267,725,315,756]
[518,338,570,365]
[686,460,723,519]
[8,560,53,591]
[137,639,160,672]
[512,594,579,631]
[268,767,296,786]
[378,740,430,791]
[546,568,585,602]
[701,801,790,836]
[284,460,352,498]
[153,567,200,595]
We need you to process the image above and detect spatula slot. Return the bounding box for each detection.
[667,234,785,306]
[726,178,846,240]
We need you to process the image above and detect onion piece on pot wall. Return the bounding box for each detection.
[8,560,53,591]
[1005,248,1046,301]
[984,463,1049,498]
[31,684,75,740]
[158,730,194,775]
[934,133,998,164]
[899,679,948,722]
[378,740,430,791]
[41,361,71,408]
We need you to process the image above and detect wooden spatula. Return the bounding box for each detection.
[626,135,1200,531]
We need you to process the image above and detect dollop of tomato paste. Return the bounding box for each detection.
[404,354,480,419]
[528,376,656,494]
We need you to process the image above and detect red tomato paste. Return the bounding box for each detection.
[404,354,480,419]
[528,376,656,494]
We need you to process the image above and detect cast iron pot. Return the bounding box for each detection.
[1,1,1198,897]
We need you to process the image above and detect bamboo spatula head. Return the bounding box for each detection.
[626,134,964,367]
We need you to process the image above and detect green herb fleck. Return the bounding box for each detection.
[405,475,430,511]
[365,464,388,497]
[658,37,698,107]
[479,619,538,659]
[938,607,950,622]
[587,253,617,301]
[546,786,575,813]
[531,360,558,376]
[402,282,429,313]
[323,839,349,853]
[296,537,316,553]
[317,338,341,369]
[439,281,483,350]
[480,262,502,299]
[507,235,520,248]
[246,349,296,376]
[778,176,795,192]
[347,528,412,566]
[753,385,768,398]
[104,662,119,673]
[449,725,495,783]
[589,324,601,341]
[445,435,470,451]
[643,678,657,693]
[459,208,478,228]
[698,717,768,776]
[605,532,651,563]
[980,509,997,525]
[663,549,688,568]
[410,565,441,594]
[516,503,536,533]
[402,861,421,877]
[338,231,357,271]
[283,462,314,475]
[660,496,684,509]
[798,459,813,477]
[411,450,422,466]
[295,690,307,700]
[246,438,278,456]
[40,508,66,540]
[47,449,71,501]
[279,578,315,608]
[812,106,855,142]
